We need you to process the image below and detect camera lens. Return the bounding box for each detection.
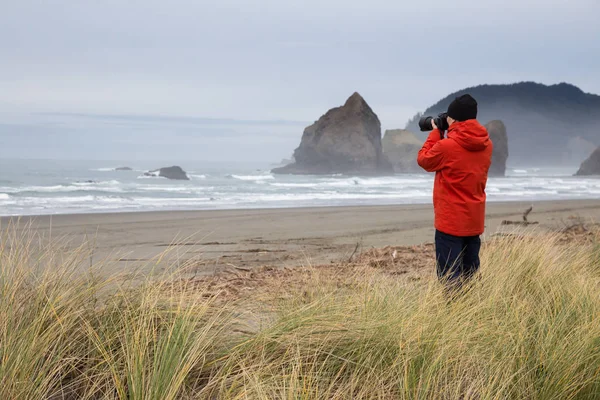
[418,116,434,132]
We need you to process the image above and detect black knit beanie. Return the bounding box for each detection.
[447,94,478,121]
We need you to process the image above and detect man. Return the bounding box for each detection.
[417,94,493,288]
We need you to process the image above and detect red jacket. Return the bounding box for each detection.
[417,120,493,237]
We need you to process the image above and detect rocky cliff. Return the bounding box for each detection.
[406,82,600,166]
[485,120,509,176]
[272,93,393,175]
[381,129,422,173]
[575,147,600,176]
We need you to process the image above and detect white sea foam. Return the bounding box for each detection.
[271,182,322,188]
[271,179,361,189]
[135,185,194,193]
[92,167,116,172]
[92,167,142,172]
[0,193,10,200]
[229,174,275,181]
[271,176,431,189]
[1,184,125,194]
[72,180,121,186]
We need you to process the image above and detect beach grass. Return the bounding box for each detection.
[1,226,599,399]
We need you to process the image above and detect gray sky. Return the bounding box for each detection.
[1,0,599,161]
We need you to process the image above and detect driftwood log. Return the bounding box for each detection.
[501,206,539,226]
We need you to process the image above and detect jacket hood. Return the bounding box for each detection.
[447,120,490,152]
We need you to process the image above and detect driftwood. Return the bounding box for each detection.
[501,206,539,226]
[347,240,362,263]
[522,206,533,222]
[501,220,539,226]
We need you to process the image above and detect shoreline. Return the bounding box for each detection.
[3,199,600,277]
[2,196,600,219]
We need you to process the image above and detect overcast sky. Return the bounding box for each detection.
[1,0,599,161]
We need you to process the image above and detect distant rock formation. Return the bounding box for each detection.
[145,166,189,180]
[272,92,393,175]
[575,147,600,176]
[485,120,509,176]
[270,157,294,168]
[406,82,600,166]
[382,129,423,173]
[115,167,133,171]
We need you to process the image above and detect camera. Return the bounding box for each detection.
[419,112,449,132]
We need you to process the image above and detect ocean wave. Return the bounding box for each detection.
[354,176,430,185]
[92,167,141,172]
[228,174,275,181]
[0,184,125,194]
[190,174,207,179]
[72,180,121,186]
[135,185,193,192]
[134,185,216,194]
[92,167,116,172]
[271,180,360,188]
[271,176,431,189]
[7,195,137,206]
[0,193,10,200]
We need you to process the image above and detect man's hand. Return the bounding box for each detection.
[431,119,444,139]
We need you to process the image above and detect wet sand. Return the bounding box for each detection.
[2,199,599,276]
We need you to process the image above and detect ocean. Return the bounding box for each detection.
[0,159,598,216]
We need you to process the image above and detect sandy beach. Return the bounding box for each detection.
[2,199,600,276]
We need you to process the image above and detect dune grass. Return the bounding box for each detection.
[0,226,230,400]
[1,226,599,399]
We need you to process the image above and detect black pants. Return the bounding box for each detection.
[435,230,481,287]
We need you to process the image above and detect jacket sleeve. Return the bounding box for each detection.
[417,130,446,172]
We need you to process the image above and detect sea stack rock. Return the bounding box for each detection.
[382,129,423,173]
[485,120,509,176]
[272,92,393,175]
[145,166,190,180]
[575,147,600,176]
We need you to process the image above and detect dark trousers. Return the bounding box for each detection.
[435,230,481,287]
